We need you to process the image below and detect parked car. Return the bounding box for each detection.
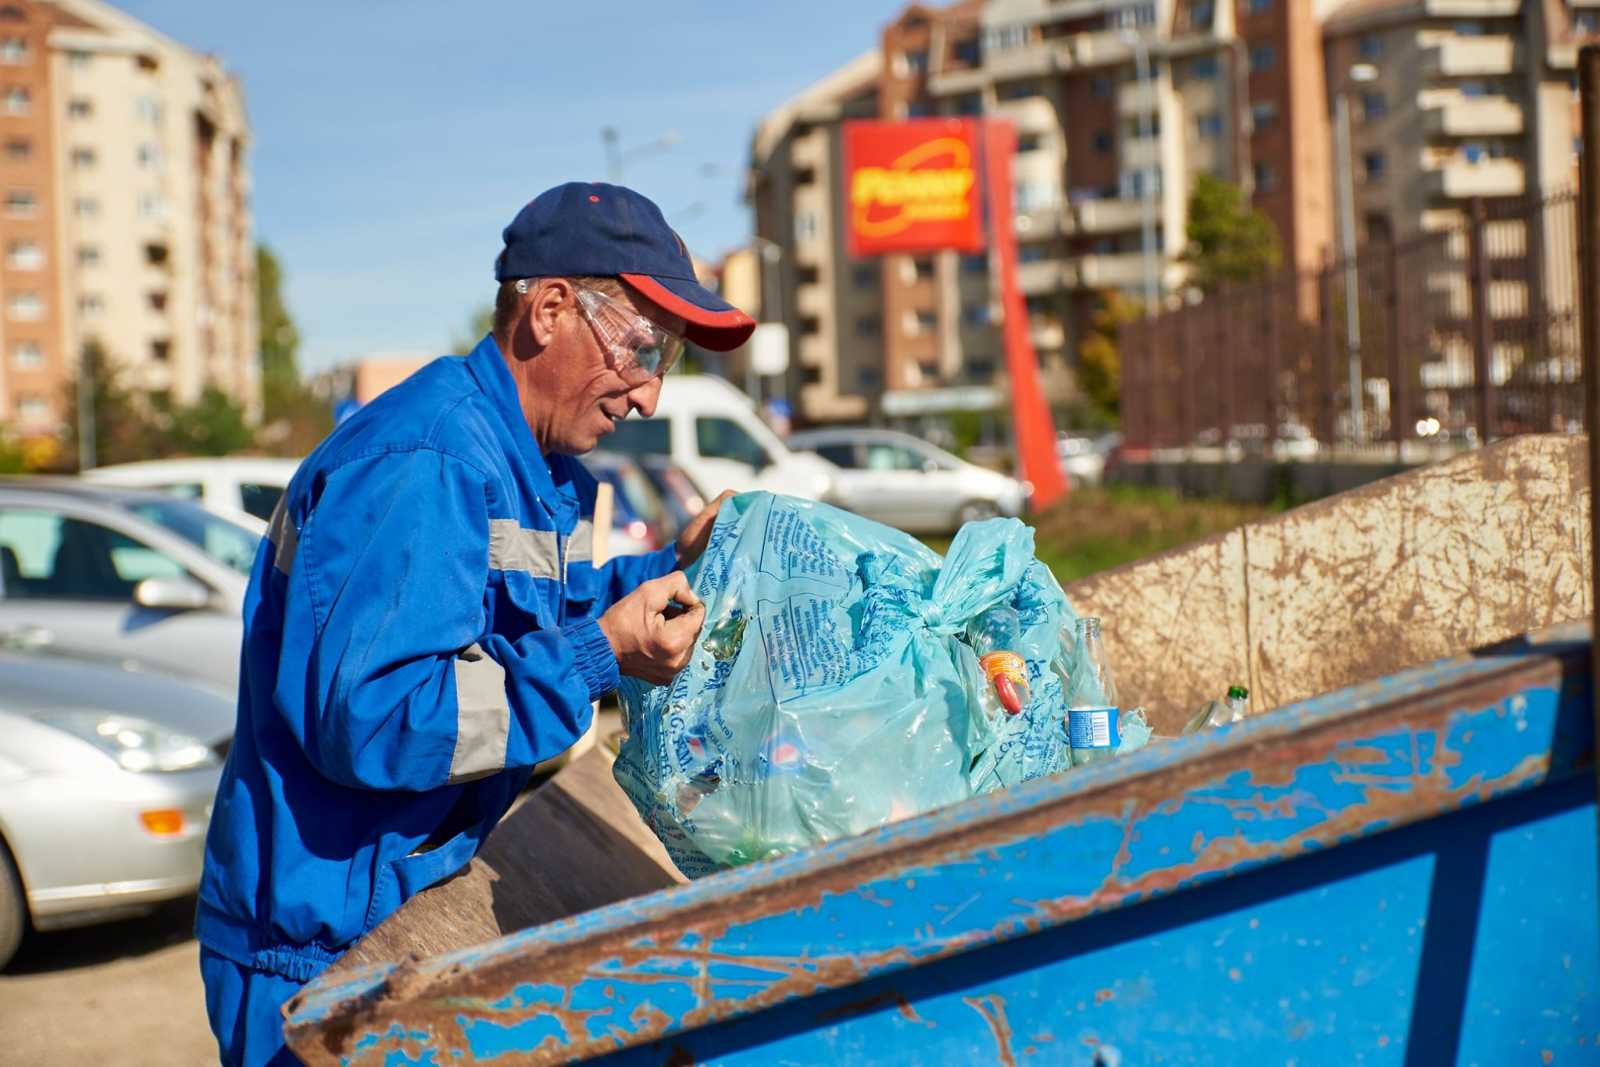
[785,427,1028,534]
[636,454,707,539]
[0,480,250,692]
[600,376,836,502]
[84,457,303,533]
[577,452,672,556]
[0,651,232,969]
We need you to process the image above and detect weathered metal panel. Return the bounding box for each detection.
[1068,434,1588,733]
[284,624,1593,1065]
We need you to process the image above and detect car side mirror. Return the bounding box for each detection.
[134,576,213,612]
[923,459,941,474]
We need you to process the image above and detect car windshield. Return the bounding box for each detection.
[126,498,259,574]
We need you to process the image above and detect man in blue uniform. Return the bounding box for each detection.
[196,183,756,1065]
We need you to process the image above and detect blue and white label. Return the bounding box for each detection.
[1068,706,1120,750]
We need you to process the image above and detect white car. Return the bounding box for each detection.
[600,376,836,502]
[786,428,1028,534]
[0,480,250,693]
[85,457,302,533]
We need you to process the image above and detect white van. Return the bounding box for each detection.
[603,376,836,501]
[84,457,302,534]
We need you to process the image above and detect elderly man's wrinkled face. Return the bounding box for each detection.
[510,278,685,455]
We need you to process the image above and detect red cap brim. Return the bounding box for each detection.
[621,273,757,352]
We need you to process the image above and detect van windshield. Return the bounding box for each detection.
[604,418,671,458]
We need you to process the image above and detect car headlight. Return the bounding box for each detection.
[43,710,221,774]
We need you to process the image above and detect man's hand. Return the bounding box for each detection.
[676,489,734,569]
[597,570,705,685]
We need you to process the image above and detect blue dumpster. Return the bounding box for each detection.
[285,621,1596,1065]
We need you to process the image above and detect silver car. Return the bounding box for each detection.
[787,428,1028,535]
[0,652,232,969]
[0,480,251,693]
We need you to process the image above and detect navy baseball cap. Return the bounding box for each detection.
[495,182,756,352]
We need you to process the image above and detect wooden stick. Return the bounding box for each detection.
[590,482,613,568]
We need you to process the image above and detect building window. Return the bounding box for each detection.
[1251,100,1279,130]
[148,290,168,311]
[901,50,929,75]
[1575,10,1600,34]
[1018,243,1049,263]
[1125,115,1161,139]
[1362,150,1386,181]
[954,93,982,116]
[5,239,40,269]
[1089,75,1115,97]
[1121,166,1162,198]
[1190,1,1215,29]
[1015,181,1057,213]
[1459,80,1490,98]
[1092,129,1114,153]
[997,82,1042,101]
[3,137,26,160]
[151,339,172,362]
[858,367,884,388]
[1365,212,1393,242]
[953,39,981,66]
[17,395,50,422]
[7,292,41,320]
[1358,33,1383,59]
[960,253,988,274]
[852,264,877,287]
[1249,44,1276,72]
[74,196,99,219]
[1188,55,1219,79]
[1361,91,1387,120]
[135,95,162,123]
[139,191,168,220]
[915,309,938,332]
[794,211,818,243]
[78,293,104,317]
[0,36,24,63]
[76,244,99,267]
[67,50,92,69]
[984,24,1031,52]
[1253,161,1277,192]
[145,241,170,266]
[1247,0,1272,12]
[1017,132,1043,152]
[4,189,34,217]
[1195,112,1223,138]
[1452,20,1487,36]
[137,142,163,170]
[68,98,92,119]
[12,340,42,368]
[963,304,991,327]
[70,146,96,169]
[3,86,27,115]
[856,314,882,339]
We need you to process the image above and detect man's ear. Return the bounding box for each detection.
[526,277,576,348]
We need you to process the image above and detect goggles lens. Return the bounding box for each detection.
[575,287,685,385]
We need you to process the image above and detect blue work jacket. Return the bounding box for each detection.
[196,335,676,980]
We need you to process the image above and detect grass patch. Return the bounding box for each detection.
[923,485,1277,585]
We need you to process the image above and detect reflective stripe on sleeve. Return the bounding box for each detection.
[267,499,298,575]
[449,643,510,783]
[487,519,560,579]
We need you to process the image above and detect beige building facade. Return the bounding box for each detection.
[0,0,255,444]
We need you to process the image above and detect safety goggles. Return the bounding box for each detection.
[574,285,685,386]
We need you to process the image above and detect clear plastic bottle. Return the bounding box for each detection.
[1182,684,1251,733]
[1067,617,1120,765]
[967,605,1031,716]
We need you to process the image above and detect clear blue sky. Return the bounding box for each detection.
[114,1,904,373]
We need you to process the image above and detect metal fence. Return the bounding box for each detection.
[1119,190,1584,454]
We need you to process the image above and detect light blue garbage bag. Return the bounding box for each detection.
[613,491,1087,878]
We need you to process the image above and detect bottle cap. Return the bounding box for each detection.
[1227,685,1249,700]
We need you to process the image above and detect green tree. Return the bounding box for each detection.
[256,244,332,454]
[1076,290,1142,418]
[161,387,256,456]
[62,340,163,468]
[1180,174,1281,291]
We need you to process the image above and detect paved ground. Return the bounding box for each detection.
[0,897,216,1065]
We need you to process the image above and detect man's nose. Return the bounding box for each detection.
[628,377,663,418]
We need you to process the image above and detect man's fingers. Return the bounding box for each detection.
[654,570,700,611]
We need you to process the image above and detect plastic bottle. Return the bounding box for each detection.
[967,605,1032,716]
[1067,617,1120,765]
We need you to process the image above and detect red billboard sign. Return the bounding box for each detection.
[844,119,984,257]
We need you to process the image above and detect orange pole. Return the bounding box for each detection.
[983,118,1068,507]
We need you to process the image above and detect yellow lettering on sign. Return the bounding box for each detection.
[851,137,976,238]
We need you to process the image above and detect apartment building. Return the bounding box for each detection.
[750,0,1334,426]
[0,0,255,443]
[1323,0,1594,399]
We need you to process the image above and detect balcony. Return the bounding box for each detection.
[1014,207,1068,237]
[1118,77,1160,115]
[1065,252,1153,289]
[790,132,827,171]
[927,65,991,95]
[1419,35,1518,77]
[983,42,1053,82]
[1421,0,1519,16]
[1018,258,1065,295]
[1030,317,1066,350]
[1424,96,1523,137]
[1070,197,1147,234]
[794,282,830,319]
[1422,157,1525,198]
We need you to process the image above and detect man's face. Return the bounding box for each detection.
[526,281,684,454]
